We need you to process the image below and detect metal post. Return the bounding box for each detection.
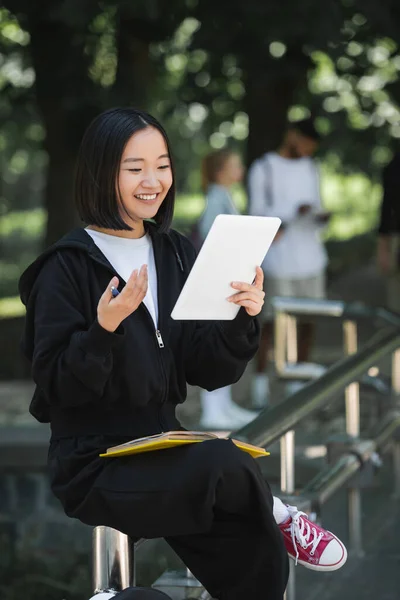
[93,526,134,594]
[347,488,363,557]
[392,348,400,397]
[280,431,295,494]
[391,348,400,497]
[275,310,288,375]
[281,430,296,600]
[342,320,363,556]
[393,441,400,499]
[343,320,360,438]
[286,315,298,365]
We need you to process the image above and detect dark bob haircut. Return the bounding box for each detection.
[74,107,175,233]
[289,118,321,142]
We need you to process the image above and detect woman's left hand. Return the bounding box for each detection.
[227,266,265,317]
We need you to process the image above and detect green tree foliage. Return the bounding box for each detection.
[179,0,400,167]
[2,0,400,246]
[1,0,188,245]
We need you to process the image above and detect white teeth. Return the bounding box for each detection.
[135,194,157,200]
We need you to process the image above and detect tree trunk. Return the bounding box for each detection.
[43,145,81,246]
[112,11,153,109]
[243,52,310,167]
[244,73,298,166]
[18,2,185,246]
[27,5,100,247]
[28,5,159,246]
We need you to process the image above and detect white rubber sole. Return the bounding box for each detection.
[289,542,348,572]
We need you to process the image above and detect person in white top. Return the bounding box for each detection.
[197,149,260,430]
[248,118,331,406]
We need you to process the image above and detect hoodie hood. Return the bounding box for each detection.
[19,224,184,307]
[19,228,97,306]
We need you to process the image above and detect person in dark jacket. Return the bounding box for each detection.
[19,108,346,600]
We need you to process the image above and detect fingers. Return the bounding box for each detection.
[227,290,265,304]
[233,299,260,311]
[100,276,119,305]
[125,266,141,290]
[97,267,148,332]
[135,265,148,298]
[229,285,265,300]
[230,295,263,317]
[254,266,264,290]
[123,265,148,295]
[231,282,253,292]
[228,266,265,317]
[231,266,264,293]
[102,266,148,308]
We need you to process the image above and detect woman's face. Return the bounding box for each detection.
[223,153,244,185]
[118,127,173,227]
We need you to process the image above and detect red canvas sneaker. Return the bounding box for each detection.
[279,505,347,571]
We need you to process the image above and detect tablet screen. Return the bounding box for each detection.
[171,215,281,320]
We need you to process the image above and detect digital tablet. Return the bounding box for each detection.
[171,214,281,320]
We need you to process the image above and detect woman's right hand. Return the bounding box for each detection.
[97,265,148,332]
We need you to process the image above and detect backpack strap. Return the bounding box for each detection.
[264,154,274,207]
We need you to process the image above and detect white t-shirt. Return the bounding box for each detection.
[248,152,328,279]
[85,229,158,327]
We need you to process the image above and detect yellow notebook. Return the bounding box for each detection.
[100,430,269,459]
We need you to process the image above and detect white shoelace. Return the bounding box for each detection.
[285,505,323,565]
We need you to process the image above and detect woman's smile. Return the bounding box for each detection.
[134,192,161,204]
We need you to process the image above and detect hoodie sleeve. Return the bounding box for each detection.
[175,234,260,390]
[26,254,125,408]
[184,309,260,390]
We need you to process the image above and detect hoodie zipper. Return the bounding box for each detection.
[87,234,179,430]
[155,329,165,348]
[151,234,170,430]
[138,303,168,431]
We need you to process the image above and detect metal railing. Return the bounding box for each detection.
[90,298,400,600]
[235,297,400,600]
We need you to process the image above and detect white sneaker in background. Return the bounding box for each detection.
[226,402,260,424]
[199,410,254,431]
[199,387,260,430]
[285,380,307,396]
[199,404,260,430]
[251,373,270,408]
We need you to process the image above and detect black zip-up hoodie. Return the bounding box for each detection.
[19,225,260,440]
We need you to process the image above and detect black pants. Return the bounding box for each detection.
[50,437,289,600]
[166,486,289,600]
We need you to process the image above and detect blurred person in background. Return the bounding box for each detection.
[248,118,330,407]
[197,149,260,429]
[377,151,400,312]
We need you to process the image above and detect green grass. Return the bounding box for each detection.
[0,295,25,319]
